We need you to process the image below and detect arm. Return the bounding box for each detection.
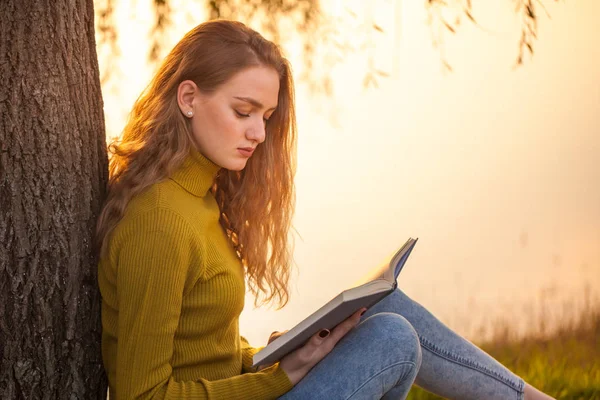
[240,336,265,373]
[114,209,292,400]
[242,331,291,372]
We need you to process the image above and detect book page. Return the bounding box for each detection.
[351,238,418,288]
[349,250,395,288]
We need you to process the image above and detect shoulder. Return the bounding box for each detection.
[101,181,209,287]
[125,179,197,217]
[110,180,200,248]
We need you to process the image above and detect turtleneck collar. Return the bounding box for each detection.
[170,147,222,197]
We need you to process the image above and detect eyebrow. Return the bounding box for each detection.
[234,96,277,112]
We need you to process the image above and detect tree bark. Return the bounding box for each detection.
[0,0,108,398]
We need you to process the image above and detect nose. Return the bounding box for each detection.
[246,119,266,144]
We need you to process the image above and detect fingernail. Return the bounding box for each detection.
[319,329,330,338]
[360,310,366,316]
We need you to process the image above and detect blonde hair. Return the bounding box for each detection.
[96,20,297,308]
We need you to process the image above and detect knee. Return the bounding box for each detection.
[364,312,422,371]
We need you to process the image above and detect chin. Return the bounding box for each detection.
[224,159,249,172]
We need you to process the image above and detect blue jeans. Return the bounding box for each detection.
[278,288,525,400]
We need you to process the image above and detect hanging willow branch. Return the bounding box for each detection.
[95,0,118,84]
[425,0,559,70]
[96,0,562,94]
[149,0,171,61]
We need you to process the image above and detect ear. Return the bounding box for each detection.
[177,80,198,117]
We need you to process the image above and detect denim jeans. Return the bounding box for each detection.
[278,288,525,400]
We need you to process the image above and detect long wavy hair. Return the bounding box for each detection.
[96,20,297,308]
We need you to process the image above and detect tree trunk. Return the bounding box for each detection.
[0,0,108,398]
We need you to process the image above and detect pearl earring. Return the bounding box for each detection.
[186,111,193,117]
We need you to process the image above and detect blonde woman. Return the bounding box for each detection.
[96,20,555,400]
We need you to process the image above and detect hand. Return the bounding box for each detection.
[279,307,366,385]
[268,330,289,344]
[256,330,290,372]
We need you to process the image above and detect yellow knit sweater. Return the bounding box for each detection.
[98,148,293,399]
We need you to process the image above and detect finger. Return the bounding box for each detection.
[288,328,331,365]
[268,330,279,340]
[306,328,330,348]
[338,308,366,331]
[268,331,281,344]
[355,307,367,321]
[302,309,365,357]
[268,329,290,344]
[329,308,366,342]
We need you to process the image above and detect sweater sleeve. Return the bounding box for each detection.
[114,209,293,400]
[240,336,266,373]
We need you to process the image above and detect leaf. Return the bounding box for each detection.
[465,9,476,23]
[443,20,456,33]
[362,73,377,89]
[373,23,384,33]
[443,60,453,72]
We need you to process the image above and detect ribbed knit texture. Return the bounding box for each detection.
[98,148,293,399]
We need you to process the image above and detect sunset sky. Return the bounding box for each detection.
[100,0,600,345]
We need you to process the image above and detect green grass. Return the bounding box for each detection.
[407,298,600,400]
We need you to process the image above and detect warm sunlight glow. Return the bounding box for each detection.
[100,0,600,346]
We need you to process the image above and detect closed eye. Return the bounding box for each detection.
[235,110,250,118]
[236,109,270,125]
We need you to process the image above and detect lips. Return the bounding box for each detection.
[238,147,255,157]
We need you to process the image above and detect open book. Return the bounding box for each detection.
[252,237,418,368]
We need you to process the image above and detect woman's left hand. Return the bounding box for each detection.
[256,330,289,371]
[267,330,288,344]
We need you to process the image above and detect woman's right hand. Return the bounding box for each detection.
[279,307,366,385]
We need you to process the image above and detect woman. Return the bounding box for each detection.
[96,20,555,400]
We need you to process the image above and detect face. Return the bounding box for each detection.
[178,65,280,171]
